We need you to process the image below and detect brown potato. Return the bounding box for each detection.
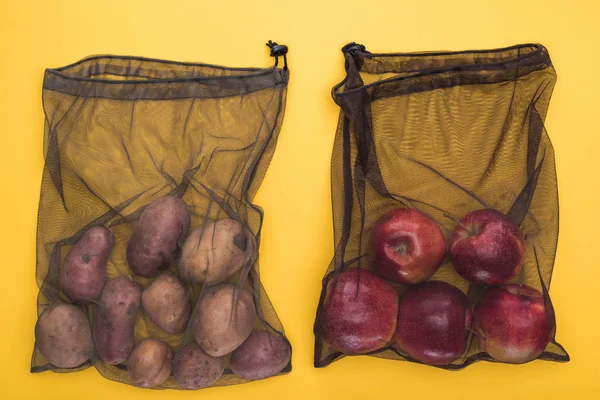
[60,226,114,302]
[94,277,142,365]
[142,272,191,334]
[193,284,256,357]
[173,342,224,389]
[127,338,173,388]
[35,303,94,368]
[127,196,190,277]
[229,331,291,380]
[179,219,255,285]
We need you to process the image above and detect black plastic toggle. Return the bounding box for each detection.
[267,41,288,57]
[266,40,289,70]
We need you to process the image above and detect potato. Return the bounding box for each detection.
[127,338,173,388]
[94,277,142,365]
[142,272,191,334]
[60,226,114,302]
[229,331,291,380]
[173,342,224,389]
[179,219,255,285]
[194,284,256,357]
[127,196,190,277]
[35,303,94,368]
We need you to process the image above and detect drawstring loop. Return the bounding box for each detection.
[341,42,366,55]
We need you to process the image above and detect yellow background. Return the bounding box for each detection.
[1,0,598,398]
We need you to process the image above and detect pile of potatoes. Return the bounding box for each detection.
[35,195,291,389]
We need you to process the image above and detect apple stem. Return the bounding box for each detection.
[517,282,522,296]
[443,213,474,236]
[467,327,486,341]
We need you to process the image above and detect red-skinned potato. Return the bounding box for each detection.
[142,272,191,334]
[61,226,114,302]
[230,331,291,380]
[35,303,94,368]
[94,277,142,365]
[127,196,190,277]
[173,342,224,389]
[128,338,173,388]
[194,284,256,357]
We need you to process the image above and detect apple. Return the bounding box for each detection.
[473,284,554,364]
[369,208,446,284]
[394,281,472,365]
[450,209,525,285]
[319,268,399,354]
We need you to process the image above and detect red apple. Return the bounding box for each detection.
[369,208,446,284]
[319,268,399,354]
[394,281,472,365]
[473,284,554,364]
[450,209,525,285]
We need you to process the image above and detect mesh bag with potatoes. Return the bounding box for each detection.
[314,43,569,369]
[31,43,292,389]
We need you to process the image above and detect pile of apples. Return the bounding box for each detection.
[319,208,554,366]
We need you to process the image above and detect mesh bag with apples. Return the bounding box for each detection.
[31,43,293,388]
[314,43,569,369]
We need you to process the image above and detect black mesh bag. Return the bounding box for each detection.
[314,43,569,369]
[32,42,292,389]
